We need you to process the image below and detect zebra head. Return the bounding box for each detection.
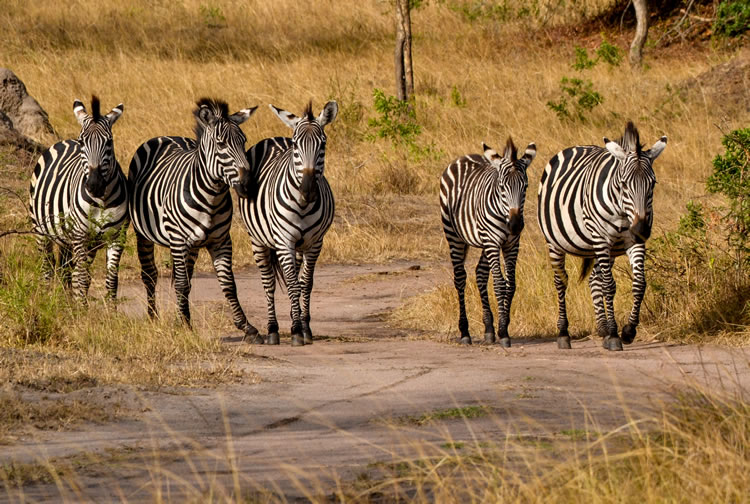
[73,96,123,199]
[269,101,338,207]
[604,122,667,244]
[483,138,536,236]
[194,98,257,198]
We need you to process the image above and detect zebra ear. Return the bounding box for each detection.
[198,106,216,127]
[229,106,258,126]
[106,103,124,126]
[317,101,338,127]
[645,136,668,161]
[503,137,518,164]
[604,137,627,161]
[269,104,300,129]
[518,142,536,169]
[73,99,88,125]
[483,143,500,163]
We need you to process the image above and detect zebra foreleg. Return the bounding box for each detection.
[207,239,261,342]
[475,252,495,344]
[501,242,520,347]
[72,239,97,304]
[622,244,646,345]
[298,244,322,345]
[59,244,73,288]
[169,245,192,327]
[487,248,510,348]
[136,235,159,319]
[104,240,126,305]
[588,262,608,338]
[253,244,278,345]
[548,247,572,349]
[448,241,471,344]
[596,250,622,351]
[277,248,304,346]
[37,236,55,283]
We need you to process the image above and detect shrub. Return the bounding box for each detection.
[713,0,750,38]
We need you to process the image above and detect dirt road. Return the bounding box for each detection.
[3,263,749,502]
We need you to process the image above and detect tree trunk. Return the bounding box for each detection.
[629,0,649,67]
[394,0,413,102]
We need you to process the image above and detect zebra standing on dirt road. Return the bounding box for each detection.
[128,98,262,341]
[440,138,537,347]
[239,101,338,346]
[29,96,129,303]
[537,122,667,351]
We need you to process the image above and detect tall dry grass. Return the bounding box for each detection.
[1,1,748,342]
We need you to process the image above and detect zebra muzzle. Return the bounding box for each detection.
[630,215,651,243]
[508,209,524,235]
[299,171,317,206]
[85,167,106,198]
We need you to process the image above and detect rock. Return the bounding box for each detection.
[0,109,44,154]
[0,68,57,144]
[680,50,750,115]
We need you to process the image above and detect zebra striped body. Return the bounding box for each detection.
[537,122,667,351]
[239,101,337,346]
[29,97,128,302]
[128,98,260,340]
[440,139,536,346]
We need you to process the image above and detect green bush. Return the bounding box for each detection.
[546,77,603,122]
[713,0,750,38]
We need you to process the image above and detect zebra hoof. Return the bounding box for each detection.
[621,324,636,345]
[498,337,511,348]
[603,336,623,351]
[303,330,313,345]
[597,326,609,339]
[459,336,472,345]
[557,336,572,349]
[291,334,305,347]
[245,333,265,345]
[266,332,280,345]
[482,333,495,345]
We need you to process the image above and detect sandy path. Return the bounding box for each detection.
[3,262,749,502]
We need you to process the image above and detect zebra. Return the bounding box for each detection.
[29,96,128,303]
[537,122,667,351]
[128,98,262,341]
[239,101,338,346]
[440,138,537,347]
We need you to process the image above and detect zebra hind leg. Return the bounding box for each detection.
[448,241,471,344]
[548,247,572,349]
[475,252,495,344]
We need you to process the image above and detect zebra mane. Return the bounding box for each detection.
[91,95,101,121]
[193,97,230,140]
[618,121,643,153]
[303,101,314,121]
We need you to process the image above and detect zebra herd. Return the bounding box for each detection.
[28,96,667,352]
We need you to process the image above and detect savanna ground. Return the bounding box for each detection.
[1,0,749,502]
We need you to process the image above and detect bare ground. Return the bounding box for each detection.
[2,262,749,502]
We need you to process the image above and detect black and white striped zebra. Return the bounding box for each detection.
[537,122,667,351]
[239,101,337,346]
[29,96,128,302]
[440,138,537,347]
[128,98,261,341]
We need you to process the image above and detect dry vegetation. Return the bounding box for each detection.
[0,0,749,500]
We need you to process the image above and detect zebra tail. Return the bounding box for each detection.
[579,257,595,283]
[269,250,287,292]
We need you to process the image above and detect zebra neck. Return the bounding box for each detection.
[195,151,229,197]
